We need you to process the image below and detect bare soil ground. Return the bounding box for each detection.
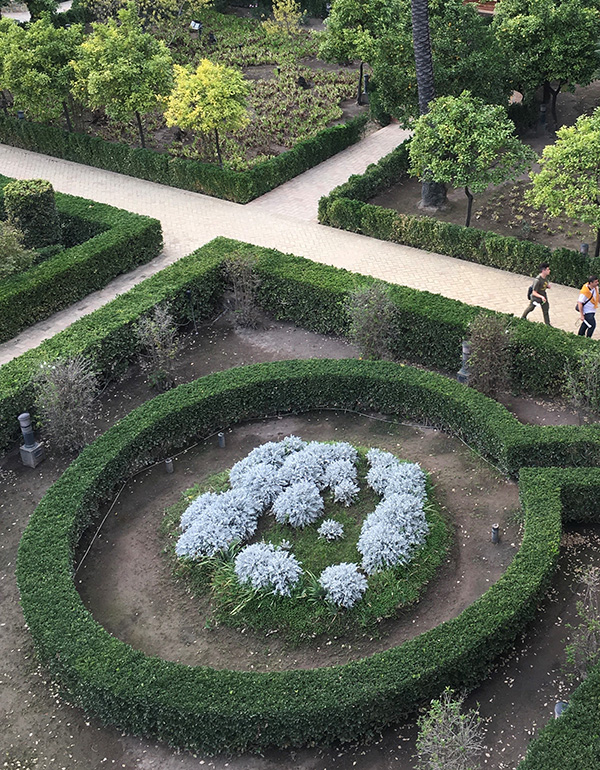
[1,312,595,770]
[371,82,600,254]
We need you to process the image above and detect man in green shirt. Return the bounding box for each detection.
[522,262,551,326]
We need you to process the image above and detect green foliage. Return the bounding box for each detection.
[0,221,35,279]
[370,0,510,125]
[318,0,402,64]
[565,566,600,682]
[168,458,448,641]
[0,112,367,202]
[347,280,397,359]
[25,0,58,22]
[135,303,178,391]
[529,109,600,253]
[0,173,162,345]
[71,1,173,143]
[224,251,262,328]
[1,14,82,123]
[409,92,536,226]
[468,313,513,397]
[416,688,485,770]
[3,178,61,249]
[564,348,600,418]
[18,356,595,753]
[320,137,600,287]
[492,0,600,99]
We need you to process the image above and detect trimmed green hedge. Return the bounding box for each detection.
[318,140,600,289]
[0,174,163,344]
[0,114,368,204]
[0,237,595,452]
[18,357,583,754]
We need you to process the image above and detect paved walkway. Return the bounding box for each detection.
[0,132,584,365]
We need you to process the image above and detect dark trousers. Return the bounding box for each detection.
[522,298,550,325]
[578,313,596,337]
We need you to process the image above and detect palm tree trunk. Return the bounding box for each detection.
[595,229,600,260]
[357,61,364,106]
[411,0,446,209]
[135,111,146,149]
[62,101,73,132]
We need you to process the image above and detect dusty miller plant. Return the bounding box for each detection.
[564,349,600,420]
[347,281,397,360]
[468,312,513,397]
[566,565,600,681]
[33,355,98,453]
[416,688,485,770]
[319,563,367,608]
[135,303,178,391]
[224,251,262,328]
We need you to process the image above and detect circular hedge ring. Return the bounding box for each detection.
[17,358,576,754]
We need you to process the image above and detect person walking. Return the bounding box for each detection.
[577,275,600,337]
[522,262,551,325]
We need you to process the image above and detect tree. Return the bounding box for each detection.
[263,0,303,38]
[416,688,485,770]
[409,91,536,226]
[319,0,402,105]
[529,109,600,257]
[2,14,82,129]
[70,1,173,148]
[24,0,58,22]
[493,0,600,126]
[163,59,250,167]
[372,0,510,127]
[0,18,20,113]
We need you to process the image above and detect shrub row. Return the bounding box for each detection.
[318,140,600,289]
[0,174,163,344]
[17,357,595,754]
[0,114,368,204]
[0,236,595,451]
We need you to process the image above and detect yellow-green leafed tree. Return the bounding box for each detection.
[262,0,303,38]
[70,1,173,149]
[164,60,250,167]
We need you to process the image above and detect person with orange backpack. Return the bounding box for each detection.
[577,275,600,337]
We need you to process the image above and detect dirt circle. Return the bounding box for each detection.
[75,410,521,672]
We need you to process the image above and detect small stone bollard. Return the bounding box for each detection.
[491,523,500,544]
[165,457,174,474]
[18,412,45,468]
[218,432,226,448]
[554,701,569,719]
[580,243,590,257]
[457,340,471,385]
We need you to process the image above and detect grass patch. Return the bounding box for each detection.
[161,451,450,643]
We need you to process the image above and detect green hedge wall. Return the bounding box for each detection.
[0,174,163,344]
[18,358,582,755]
[318,140,600,289]
[0,237,595,452]
[0,114,368,204]
[4,178,61,249]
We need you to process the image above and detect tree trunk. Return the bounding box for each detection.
[548,83,561,127]
[595,229,600,260]
[62,101,73,133]
[357,61,364,106]
[215,127,222,167]
[135,111,145,149]
[465,186,474,227]
[411,0,447,210]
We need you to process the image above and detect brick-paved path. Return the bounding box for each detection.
[0,134,583,364]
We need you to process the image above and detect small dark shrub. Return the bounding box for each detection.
[224,251,262,328]
[0,220,35,278]
[468,312,513,396]
[135,304,179,391]
[347,281,396,359]
[564,349,600,420]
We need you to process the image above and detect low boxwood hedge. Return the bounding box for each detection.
[0,174,163,344]
[16,357,599,755]
[0,114,368,204]
[318,140,600,289]
[0,237,595,452]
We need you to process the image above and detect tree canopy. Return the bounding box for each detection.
[370,0,510,126]
[319,0,403,65]
[529,109,600,257]
[71,1,173,147]
[493,0,600,123]
[2,15,82,125]
[409,91,536,225]
[164,59,250,166]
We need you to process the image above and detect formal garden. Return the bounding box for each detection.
[5,0,600,766]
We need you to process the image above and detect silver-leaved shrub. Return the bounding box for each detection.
[319,563,367,608]
[272,479,325,527]
[234,542,302,596]
[317,519,345,541]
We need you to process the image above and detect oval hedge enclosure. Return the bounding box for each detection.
[15,358,600,761]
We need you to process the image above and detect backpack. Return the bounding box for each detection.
[527,284,533,300]
[576,287,595,312]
